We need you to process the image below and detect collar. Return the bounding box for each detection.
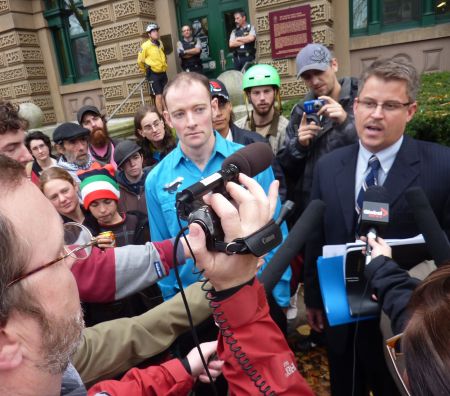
[358,136,404,175]
[250,111,280,137]
[172,131,227,167]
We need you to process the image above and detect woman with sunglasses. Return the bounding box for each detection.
[39,167,188,313]
[365,236,450,396]
[134,104,176,166]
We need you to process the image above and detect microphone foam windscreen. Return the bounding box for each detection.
[222,142,273,177]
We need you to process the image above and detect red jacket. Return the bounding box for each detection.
[217,279,314,395]
[87,358,193,395]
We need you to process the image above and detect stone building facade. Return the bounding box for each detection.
[0,0,448,125]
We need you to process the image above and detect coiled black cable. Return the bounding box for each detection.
[173,211,277,395]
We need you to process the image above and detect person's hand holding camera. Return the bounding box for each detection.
[317,95,347,125]
[297,112,321,147]
[187,173,278,291]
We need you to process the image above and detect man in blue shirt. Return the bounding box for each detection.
[145,72,291,311]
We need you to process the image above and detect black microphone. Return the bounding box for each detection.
[405,187,450,267]
[176,142,273,218]
[260,199,326,293]
[359,186,390,265]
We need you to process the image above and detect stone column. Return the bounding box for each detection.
[0,1,56,124]
[84,0,157,117]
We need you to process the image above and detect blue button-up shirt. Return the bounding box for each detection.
[145,132,291,306]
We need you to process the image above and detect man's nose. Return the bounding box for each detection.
[19,145,33,164]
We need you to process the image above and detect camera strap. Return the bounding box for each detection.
[213,220,282,256]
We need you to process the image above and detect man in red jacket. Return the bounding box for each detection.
[0,152,313,395]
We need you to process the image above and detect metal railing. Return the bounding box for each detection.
[107,77,149,122]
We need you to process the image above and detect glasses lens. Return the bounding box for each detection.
[63,222,93,260]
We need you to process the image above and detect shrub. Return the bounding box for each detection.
[406,71,450,147]
[281,71,450,147]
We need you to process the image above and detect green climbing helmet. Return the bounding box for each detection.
[242,64,280,90]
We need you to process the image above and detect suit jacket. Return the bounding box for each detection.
[305,135,450,309]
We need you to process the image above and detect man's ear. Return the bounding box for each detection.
[330,58,338,73]
[0,328,22,370]
[163,110,173,128]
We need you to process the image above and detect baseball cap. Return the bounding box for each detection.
[296,43,332,78]
[114,140,141,168]
[53,122,90,144]
[209,79,230,102]
[77,105,101,124]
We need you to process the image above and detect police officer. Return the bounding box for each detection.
[229,10,256,71]
[176,25,203,73]
[137,23,168,115]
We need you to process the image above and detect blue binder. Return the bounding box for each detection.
[317,255,376,327]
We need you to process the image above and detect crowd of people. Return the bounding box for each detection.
[0,17,449,396]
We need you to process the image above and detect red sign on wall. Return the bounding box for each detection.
[269,5,312,60]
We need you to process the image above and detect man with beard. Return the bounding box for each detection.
[276,43,359,218]
[235,64,288,155]
[0,154,313,396]
[53,122,100,181]
[210,78,287,202]
[77,105,118,168]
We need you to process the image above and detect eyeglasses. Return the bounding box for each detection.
[6,222,95,289]
[356,98,412,112]
[385,333,411,396]
[143,119,162,132]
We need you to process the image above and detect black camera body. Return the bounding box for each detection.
[187,204,225,251]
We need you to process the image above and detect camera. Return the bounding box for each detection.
[303,99,325,114]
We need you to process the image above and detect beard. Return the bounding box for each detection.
[253,98,275,117]
[34,308,85,375]
[90,127,109,148]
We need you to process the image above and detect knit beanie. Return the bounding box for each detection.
[78,164,120,209]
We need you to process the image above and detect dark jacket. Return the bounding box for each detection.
[277,77,359,218]
[230,123,287,202]
[364,256,420,335]
[89,138,120,166]
[116,166,152,214]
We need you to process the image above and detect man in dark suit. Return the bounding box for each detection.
[304,58,450,395]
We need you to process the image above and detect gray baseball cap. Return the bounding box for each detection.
[296,43,332,78]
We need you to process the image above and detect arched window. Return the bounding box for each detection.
[44,0,99,84]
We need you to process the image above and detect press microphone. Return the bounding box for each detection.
[359,186,390,265]
[405,187,450,267]
[176,142,273,218]
[260,199,326,293]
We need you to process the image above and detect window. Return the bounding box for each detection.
[44,0,98,84]
[351,0,450,36]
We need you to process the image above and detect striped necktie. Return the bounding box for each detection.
[356,155,380,216]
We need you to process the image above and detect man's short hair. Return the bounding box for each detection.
[358,58,420,102]
[162,72,211,107]
[234,10,246,18]
[0,101,27,135]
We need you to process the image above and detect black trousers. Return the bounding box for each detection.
[325,319,401,396]
[233,54,255,71]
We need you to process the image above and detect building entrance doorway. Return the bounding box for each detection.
[176,0,250,78]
